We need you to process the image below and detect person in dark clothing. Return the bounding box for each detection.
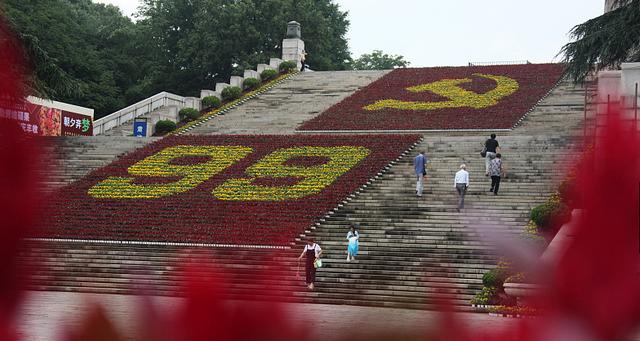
[484,134,500,176]
[298,238,322,289]
[489,153,503,195]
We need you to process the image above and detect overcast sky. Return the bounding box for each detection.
[95,0,604,67]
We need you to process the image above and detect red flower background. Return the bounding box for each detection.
[38,135,420,246]
[298,64,565,131]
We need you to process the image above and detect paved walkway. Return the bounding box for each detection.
[15,291,518,340]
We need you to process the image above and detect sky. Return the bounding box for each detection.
[94,0,604,67]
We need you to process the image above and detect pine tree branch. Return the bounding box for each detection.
[559,0,640,83]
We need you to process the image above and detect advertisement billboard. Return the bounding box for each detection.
[0,97,94,136]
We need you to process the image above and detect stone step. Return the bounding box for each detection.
[21,71,585,312]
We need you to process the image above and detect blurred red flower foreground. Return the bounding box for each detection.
[298,63,564,131]
[38,134,420,246]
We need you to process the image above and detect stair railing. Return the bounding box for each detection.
[93,92,186,135]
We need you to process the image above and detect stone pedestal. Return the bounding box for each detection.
[282,38,305,69]
[148,106,179,135]
[201,90,220,100]
[621,63,640,124]
[257,63,274,74]
[621,62,640,100]
[597,71,622,102]
[200,90,218,99]
[230,76,244,88]
[244,70,261,81]
[270,58,283,70]
[215,83,231,93]
[184,97,201,111]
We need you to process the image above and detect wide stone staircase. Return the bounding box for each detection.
[20,71,585,311]
[304,134,577,309]
[40,137,157,191]
[187,70,388,135]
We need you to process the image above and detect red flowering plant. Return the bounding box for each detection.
[38,135,420,246]
[298,64,565,131]
[0,14,43,340]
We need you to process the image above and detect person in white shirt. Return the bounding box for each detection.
[454,164,469,211]
[298,238,322,290]
[346,224,360,262]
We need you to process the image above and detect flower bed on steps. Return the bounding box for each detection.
[297,63,565,131]
[38,134,421,246]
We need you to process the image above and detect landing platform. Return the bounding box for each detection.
[16,291,519,340]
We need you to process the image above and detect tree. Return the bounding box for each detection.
[559,0,640,83]
[137,0,352,95]
[2,0,154,118]
[288,0,351,70]
[351,50,410,70]
[2,0,352,117]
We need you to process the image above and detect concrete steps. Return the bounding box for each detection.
[185,71,389,135]
[20,74,585,312]
[38,136,157,191]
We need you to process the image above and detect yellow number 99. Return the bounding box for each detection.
[88,145,253,199]
[213,146,370,201]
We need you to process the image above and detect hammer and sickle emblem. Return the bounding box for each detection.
[363,73,519,111]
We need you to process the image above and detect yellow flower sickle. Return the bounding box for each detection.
[363,73,519,111]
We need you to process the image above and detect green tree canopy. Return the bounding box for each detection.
[560,0,640,83]
[137,0,352,96]
[351,50,410,70]
[2,0,351,118]
[2,0,152,118]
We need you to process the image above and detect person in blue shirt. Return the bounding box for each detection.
[413,150,428,197]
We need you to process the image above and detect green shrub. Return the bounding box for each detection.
[243,77,260,90]
[521,220,547,249]
[179,108,200,122]
[482,268,508,289]
[530,193,567,230]
[155,120,176,135]
[471,286,498,305]
[221,86,242,101]
[201,96,221,109]
[260,69,278,81]
[279,60,297,73]
[530,203,549,227]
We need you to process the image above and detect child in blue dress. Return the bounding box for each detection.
[346,224,359,262]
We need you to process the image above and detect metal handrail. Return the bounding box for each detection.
[93,92,186,135]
